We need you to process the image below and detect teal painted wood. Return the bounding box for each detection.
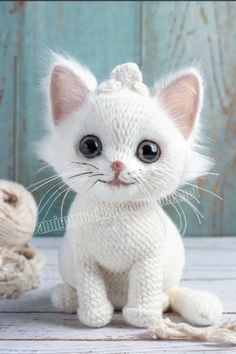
[142,1,236,236]
[0,1,140,236]
[0,1,236,237]
[0,2,18,180]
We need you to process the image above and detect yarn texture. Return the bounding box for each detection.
[0,180,45,298]
[39,55,236,344]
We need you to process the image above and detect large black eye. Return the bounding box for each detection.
[78,135,102,158]
[137,140,161,163]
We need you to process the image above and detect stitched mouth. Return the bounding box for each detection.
[98,174,135,187]
[107,176,134,187]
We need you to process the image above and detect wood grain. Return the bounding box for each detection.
[0,1,141,236]
[0,238,235,353]
[1,312,235,341]
[0,2,18,180]
[0,340,235,354]
[142,1,236,236]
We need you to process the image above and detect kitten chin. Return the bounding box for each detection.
[86,183,141,203]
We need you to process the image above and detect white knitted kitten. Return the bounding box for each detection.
[39,54,223,328]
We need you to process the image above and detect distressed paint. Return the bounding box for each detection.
[0,1,140,236]
[142,1,236,236]
[0,2,18,180]
[0,1,235,236]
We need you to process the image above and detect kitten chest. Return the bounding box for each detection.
[78,205,166,272]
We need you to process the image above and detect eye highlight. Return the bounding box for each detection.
[137,140,161,163]
[78,135,102,158]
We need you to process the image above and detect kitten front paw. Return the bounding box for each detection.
[51,283,77,313]
[123,306,162,328]
[78,303,114,328]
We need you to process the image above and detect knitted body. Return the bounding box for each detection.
[52,196,222,327]
[39,55,223,328]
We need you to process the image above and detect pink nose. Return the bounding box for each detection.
[111,160,125,172]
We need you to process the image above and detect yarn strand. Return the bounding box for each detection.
[149,318,236,344]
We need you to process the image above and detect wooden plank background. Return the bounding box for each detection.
[0,1,235,236]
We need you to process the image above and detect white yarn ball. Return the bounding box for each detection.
[0,180,38,247]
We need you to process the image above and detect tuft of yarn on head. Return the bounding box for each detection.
[97,62,149,96]
[111,63,142,86]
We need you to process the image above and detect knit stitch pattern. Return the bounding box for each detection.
[39,56,223,331]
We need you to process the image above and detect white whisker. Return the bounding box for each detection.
[39,183,67,216]
[60,187,72,221]
[175,198,187,236]
[28,169,80,192]
[35,165,52,174]
[168,199,183,233]
[41,185,69,224]
[185,182,223,200]
[175,191,203,224]
[37,180,64,211]
[178,188,200,204]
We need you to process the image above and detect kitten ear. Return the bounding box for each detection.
[154,69,203,139]
[49,54,97,125]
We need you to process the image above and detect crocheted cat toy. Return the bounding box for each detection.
[38,54,236,343]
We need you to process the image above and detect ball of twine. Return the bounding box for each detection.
[0,180,37,247]
[0,180,45,298]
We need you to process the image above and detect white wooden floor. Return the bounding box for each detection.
[0,237,236,354]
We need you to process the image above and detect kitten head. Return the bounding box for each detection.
[38,54,212,203]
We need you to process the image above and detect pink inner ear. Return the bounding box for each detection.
[50,65,89,124]
[159,73,201,138]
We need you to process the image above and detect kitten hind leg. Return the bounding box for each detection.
[166,286,223,326]
[51,283,78,313]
